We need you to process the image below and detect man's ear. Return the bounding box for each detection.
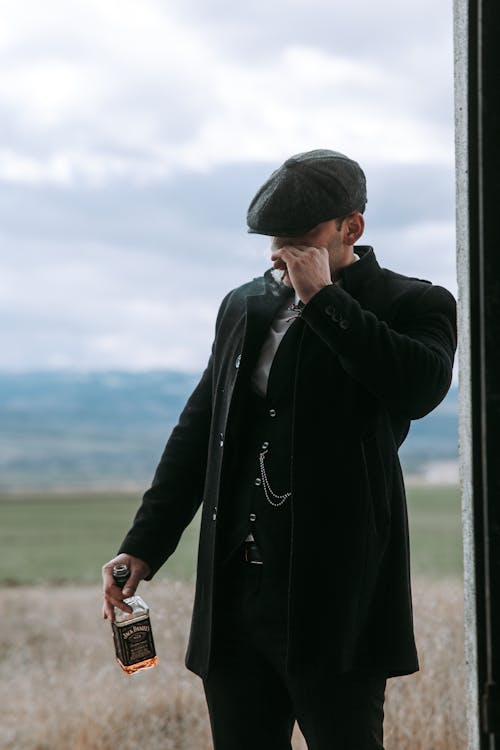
[342,212,365,246]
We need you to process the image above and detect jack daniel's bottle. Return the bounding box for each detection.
[111,564,158,675]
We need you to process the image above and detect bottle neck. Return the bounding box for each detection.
[112,564,130,589]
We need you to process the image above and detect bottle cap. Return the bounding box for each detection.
[112,564,130,588]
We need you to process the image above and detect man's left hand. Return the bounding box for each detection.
[270,244,333,304]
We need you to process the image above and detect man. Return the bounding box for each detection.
[102,149,457,749]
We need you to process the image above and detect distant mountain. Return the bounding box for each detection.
[399,384,458,471]
[0,371,458,492]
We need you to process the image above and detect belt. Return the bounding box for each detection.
[243,540,263,565]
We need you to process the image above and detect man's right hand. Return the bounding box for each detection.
[101,553,151,622]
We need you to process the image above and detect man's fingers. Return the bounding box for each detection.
[271,244,326,259]
[272,245,318,266]
[273,259,287,272]
[101,554,151,621]
[293,243,328,253]
[102,569,135,620]
[102,600,112,621]
[102,594,132,621]
[113,599,134,614]
[122,573,141,597]
[104,584,133,608]
[271,245,301,261]
[272,256,287,267]
[102,561,119,591]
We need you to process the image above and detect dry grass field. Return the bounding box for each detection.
[0,577,465,750]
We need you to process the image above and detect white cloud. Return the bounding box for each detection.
[0,0,457,371]
[0,0,454,186]
[185,46,452,169]
[366,220,457,297]
[0,59,104,128]
[0,214,457,372]
[0,234,265,371]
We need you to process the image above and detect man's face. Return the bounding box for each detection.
[271,219,343,287]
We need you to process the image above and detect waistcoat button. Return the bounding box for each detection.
[269,408,277,417]
[254,477,262,486]
[249,513,256,521]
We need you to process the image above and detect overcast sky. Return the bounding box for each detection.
[0,0,457,372]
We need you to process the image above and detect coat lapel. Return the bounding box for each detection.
[223,277,292,449]
[236,280,293,382]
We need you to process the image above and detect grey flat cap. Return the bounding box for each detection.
[247,149,367,237]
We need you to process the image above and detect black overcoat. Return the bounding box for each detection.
[119,246,457,679]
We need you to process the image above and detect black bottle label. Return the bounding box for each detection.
[112,617,156,666]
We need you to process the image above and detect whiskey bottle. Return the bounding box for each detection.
[111,563,158,675]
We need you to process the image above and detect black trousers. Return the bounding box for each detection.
[203,549,386,750]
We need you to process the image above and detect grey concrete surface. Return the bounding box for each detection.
[454,0,480,747]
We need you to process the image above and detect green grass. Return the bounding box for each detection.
[0,485,462,584]
[406,484,463,578]
[0,493,201,585]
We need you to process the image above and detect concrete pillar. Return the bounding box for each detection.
[454,0,480,745]
[454,0,500,747]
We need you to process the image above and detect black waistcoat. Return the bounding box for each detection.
[217,316,304,574]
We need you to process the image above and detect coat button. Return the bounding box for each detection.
[324,305,335,317]
[261,441,269,449]
[269,408,277,417]
[254,477,262,486]
[249,513,257,522]
[235,354,241,368]
[339,319,350,330]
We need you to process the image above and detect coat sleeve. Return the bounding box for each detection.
[117,358,213,577]
[300,281,457,419]
[117,292,232,577]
